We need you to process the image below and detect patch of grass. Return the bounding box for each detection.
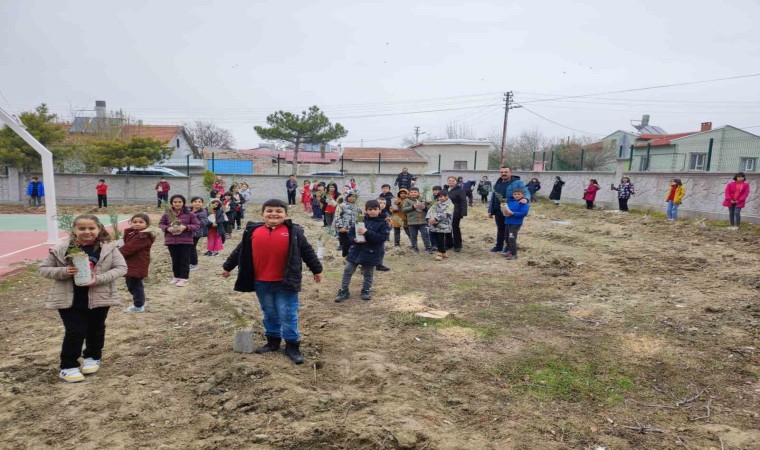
[494,343,633,403]
[321,270,343,281]
[451,277,514,296]
[386,312,500,340]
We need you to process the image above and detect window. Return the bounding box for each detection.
[689,153,706,171]
[453,161,467,170]
[176,139,180,148]
[740,157,757,172]
[609,139,617,150]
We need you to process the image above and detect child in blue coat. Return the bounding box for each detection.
[502,188,530,260]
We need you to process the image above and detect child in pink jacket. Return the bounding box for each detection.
[722,172,750,230]
[583,179,600,210]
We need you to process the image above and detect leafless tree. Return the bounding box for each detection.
[487,127,551,170]
[183,120,236,158]
[440,122,477,140]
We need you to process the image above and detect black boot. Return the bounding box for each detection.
[334,289,350,303]
[254,336,281,354]
[284,340,304,365]
[361,289,371,301]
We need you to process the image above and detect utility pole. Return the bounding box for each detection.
[414,126,421,143]
[499,91,514,167]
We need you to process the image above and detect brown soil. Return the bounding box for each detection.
[0,202,758,449]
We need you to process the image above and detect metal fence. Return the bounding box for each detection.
[528,148,617,172]
[627,136,760,173]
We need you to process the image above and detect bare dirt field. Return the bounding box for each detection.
[0,200,758,449]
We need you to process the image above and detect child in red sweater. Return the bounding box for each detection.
[96,179,108,208]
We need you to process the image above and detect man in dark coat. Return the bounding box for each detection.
[394,167,414,190]
[488,167,530,252]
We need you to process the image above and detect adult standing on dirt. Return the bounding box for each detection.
[549,176,565,206]
[488,167,529,253]
[394,167,414,190]
[155,177,171,208]
[26,176,44,207]
[723,172,750,230]
[443,176,467,252]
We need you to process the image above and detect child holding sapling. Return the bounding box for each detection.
[39,214,127,382]
[189,197,209,270]
[206,199,226,255]
[158,195,200,287]
[334,190,359,258]
[402,187,433,253]
[390,188,410,247]
[426,190,454,261]
[502,188,530,260]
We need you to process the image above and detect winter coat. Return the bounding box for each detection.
[39,240,127,309]
[477,181,492,196]
[394,172,414,190]
[402,197,430,226]
[96,183,108,195]
[723,181,750,208]
[346,215,390,266]
[159,208,201,245]
[526,181,541,195]
[489,176,531,213]
[239,189,252,209]
[223,220,322,292]
[209,207,227,235]
[445,185,468,218]
[334,201,359,229]
[192,208,209,238]
[504,199,530,226]
[583,183,600,201]
[26,181,45,197]
[426,199,454,233]
[665,185,686,204]
[379,191,395,214]
[549,179,565,200]
[155,181,170,195]
[390,194,409,228]
[120,227,156,279]
[612,182,634,199]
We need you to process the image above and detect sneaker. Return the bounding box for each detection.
[411,247,420,253]
[124,305,145,313]
[169,278,179,285]
[426,249,435,254]
[175,279,189,287]
[189,264,199,271]
[211,252,219,256]
[376,265,391,272]
[81,358,101,374]
[361,290,372,301]
[489,247,503,253]
[60,367,85,383]
[334,289,350,303]
[454,247,462,253]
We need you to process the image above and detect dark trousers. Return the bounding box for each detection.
[97,194,108,208]
[393,227,410,246]
[157,193,169,208]
[480,194,488,204]
[58,307,110,369]
[529,194,538,203]
[432,232,447,254]
[287,190,297,205]
[190,236,201,265]
[618,197,629,211]
[585,200,594,210]
[340,261,375,293]
[408,224,432,251]
[29,195,42,207]
[451,216,462,249]
[125,277,146,307]
[466,190,474,206]
[233,211,241,229]
[168,244,193,279]
[493,211,506,250]
[505,224,521,256]
[728,206,742,227]
[338,232,351,257]
[324,213,334,228]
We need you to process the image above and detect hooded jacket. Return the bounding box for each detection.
[489,175,530,214]
[426,199,454,233]
[722,181,750,208]
[402,197,430,226]
[665,185,686,204]
[583,183,600,201]
[346,215,390,266]
[391,189,409,228]
[120,227,157,278]
[504,199,530,226]
[223,220,322,292]
[159,207,201,245]
[192,208,209,238]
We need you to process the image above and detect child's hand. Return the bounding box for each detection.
[313,273,323,283]
[83,275,97,287]
[520,199,528,204]
[506,210,514,216]
[357,227,366,235]
[66,265,78,276]
[221,270,231,278]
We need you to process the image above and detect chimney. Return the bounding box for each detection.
[95,100,106,118]
[701,122,712,132]
[641,114,650,127]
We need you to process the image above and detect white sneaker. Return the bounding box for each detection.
[60,367,85,382]
[169,278,179,285]
[81,358,101,375]
[189,264,199,271]
[124,305,145,313]
[175,279,189,287]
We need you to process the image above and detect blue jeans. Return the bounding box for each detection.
[254,281,300,342]
[666,201,680,220]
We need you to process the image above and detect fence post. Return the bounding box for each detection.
[474,151,477,171]
[185,154,190,176]
[211,152,215,172]
[706,138,714,172]
[628,145,634,171]
[618,145,623,158]
[340,155,344,173]
[580,149,585,171]
[542,151,546,170]
[532,151,536,169]
[377,153,381,172]
[437,154,441,173]
[550,150,555,170]
[645,143,651,171]
[277,155,281,175]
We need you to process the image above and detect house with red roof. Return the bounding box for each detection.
[341,147,427,174]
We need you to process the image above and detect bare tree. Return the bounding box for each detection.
[183,120,236,158]
[487,127,551,170]
[440,122,477,140]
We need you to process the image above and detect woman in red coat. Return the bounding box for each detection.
[119,214,156,312]
[722,172,750,230]
[583,179,600,210]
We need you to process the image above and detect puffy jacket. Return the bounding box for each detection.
[159,208,200,245]
[525,181,541,195]
[402,197,430,226]
[612,182,635,199]
[119,228,156,278]
[155,181,170,195]
[504,199,530,226]
[445,185,468,218]
[223,220,322,292]
[426,199,454,233]
[192,208,209,238]
[390,192,409,228]
[39,240,127,309]
[583,183,600,201]
[722,181,750,208]
[665,185,686,204]
[334,201,359,229]
[26,181,45,197]
[346,215,390,266]
[209,207,227,236]
[489,176,530,214]
[395,172,414,189]
[477,181,492,196]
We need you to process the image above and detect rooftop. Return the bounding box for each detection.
[342,147,426,162]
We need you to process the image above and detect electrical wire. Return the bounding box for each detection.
[517,105,604,136]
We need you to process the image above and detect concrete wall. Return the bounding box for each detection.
[3,169,757,223]
[413,144,491,171]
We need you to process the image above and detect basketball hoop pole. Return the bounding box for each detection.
[0,106,59,244]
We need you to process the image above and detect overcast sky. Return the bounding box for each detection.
[2,0,759,148]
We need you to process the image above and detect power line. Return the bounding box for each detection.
[518,105,603,136]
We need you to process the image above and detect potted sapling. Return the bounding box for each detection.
[495,192,512,215]
[163,201,182,234]
[67,242,93,286]
[353,210,366,243]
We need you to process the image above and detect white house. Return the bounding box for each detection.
[409,139,492,171]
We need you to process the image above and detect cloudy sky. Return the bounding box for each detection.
[2,0,759,148]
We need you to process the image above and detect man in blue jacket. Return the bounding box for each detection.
[26,177,45,206]
[487,167,529,252]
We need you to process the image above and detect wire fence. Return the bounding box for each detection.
[526,148,617,172]
[627,135,759,173]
